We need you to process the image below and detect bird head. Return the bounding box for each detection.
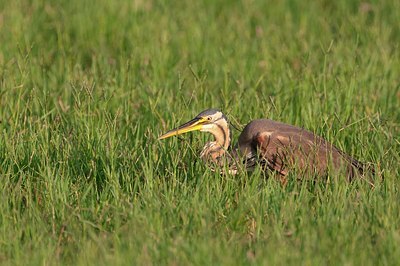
[158,109,228,140]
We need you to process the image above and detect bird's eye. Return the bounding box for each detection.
[207,116,212,121]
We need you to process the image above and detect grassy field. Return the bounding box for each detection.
[0,0,399,264]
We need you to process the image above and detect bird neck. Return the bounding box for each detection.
[200,121,231,162]
[210,121,231,150]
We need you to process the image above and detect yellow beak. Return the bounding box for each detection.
[158,117,206,140]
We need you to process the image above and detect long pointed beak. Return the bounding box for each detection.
[158,117,205,140]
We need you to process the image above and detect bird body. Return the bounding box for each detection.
[235,119,364,179]
[158,109,372,181]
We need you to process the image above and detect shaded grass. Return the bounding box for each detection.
[0,0,399,264]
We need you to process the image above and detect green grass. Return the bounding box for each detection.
[0,0,399,264]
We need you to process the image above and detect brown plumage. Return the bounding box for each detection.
[235,119,371,181]
[158,109,374,182]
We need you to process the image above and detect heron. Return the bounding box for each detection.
[158,109,373,183]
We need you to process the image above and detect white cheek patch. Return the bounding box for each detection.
[200,124,215,132]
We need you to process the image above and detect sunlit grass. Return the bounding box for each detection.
[0,0,399,264]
